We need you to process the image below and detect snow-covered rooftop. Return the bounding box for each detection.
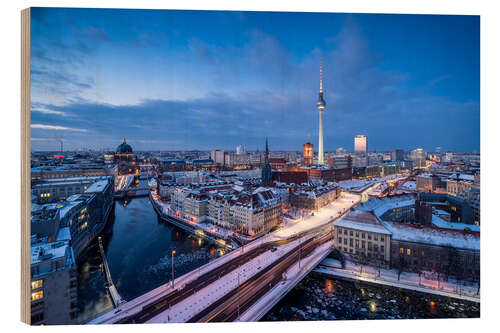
[56,226,72,241]
[31,241,71,265]
[58,201,82,219]
[431,214,480,232]
[381,221,479,250]
[357,195,416,219]
[85,179,110,193]
[334,210,391,235]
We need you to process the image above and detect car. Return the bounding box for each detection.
[271,247,278,252]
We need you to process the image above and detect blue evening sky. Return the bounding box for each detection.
[30,8,479,152]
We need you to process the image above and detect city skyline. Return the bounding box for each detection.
[30,8,479,152]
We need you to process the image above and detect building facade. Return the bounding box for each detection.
[302,142,314,166]
[354,135,367,154]
[30,240,78,325]
[334,210,392,266]
[289,183,341,210]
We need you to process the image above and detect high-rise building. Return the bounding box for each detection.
[436,147,441,154]
[302,142,314,166]
[391,149,404,162]
[410,148,426,168]
[354,135,367,153]
[316,61,326,165]
[210,150,227,165]
[236,145,246,155]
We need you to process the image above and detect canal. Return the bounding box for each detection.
[77,196,228,323]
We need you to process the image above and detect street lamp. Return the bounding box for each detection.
[236,270,241,320]
[298,234,302,269]
[171,249,176,288]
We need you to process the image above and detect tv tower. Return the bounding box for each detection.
[316,59,326,165]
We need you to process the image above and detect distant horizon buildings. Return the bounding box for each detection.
[210,149,230,166]
[236,145,246,155]
[391,149,404,162]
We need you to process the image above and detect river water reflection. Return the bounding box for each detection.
[77,197,226,323]
[263,275,480,321]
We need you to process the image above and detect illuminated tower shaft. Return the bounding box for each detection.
[318,109,324,165]
[316,60,326,165]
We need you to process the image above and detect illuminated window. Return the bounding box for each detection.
[399,247,404,254]
[80,222,88,231]
[407,248,411,256]
[31,290,43,301]
[31,280,43,290]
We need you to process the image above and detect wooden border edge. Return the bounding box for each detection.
[21,7,31,325]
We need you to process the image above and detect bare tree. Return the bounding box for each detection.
[397,254,406,281]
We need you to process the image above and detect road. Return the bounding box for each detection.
[114,237,300,324]
[189,232,334,322]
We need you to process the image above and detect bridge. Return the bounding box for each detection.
[98,237,125,307]
[88,192,360,324]
[114,175,152,198]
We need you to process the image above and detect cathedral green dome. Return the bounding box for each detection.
[116,138,133,154]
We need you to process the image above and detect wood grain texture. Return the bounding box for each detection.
[21,7,31,325]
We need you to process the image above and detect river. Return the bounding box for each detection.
[263,275,480,321]
[77,196,480,323]
[76,196,227,323]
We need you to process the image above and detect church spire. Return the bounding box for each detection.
[261,136,272,186]
[265,136,269,165]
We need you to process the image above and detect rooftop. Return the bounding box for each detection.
[31,240,71,265]
[334,210,392,235]
[85,179,110,193]
[382,221,480,251]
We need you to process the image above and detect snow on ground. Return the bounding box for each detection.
[91,192,361,324]
[238,240,335,322]
[148,235,316,323]
[89,230,282,324]
[274,192,361,239]
[317,258,479,302]
[338,175,407,192]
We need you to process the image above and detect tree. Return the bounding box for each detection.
[397,254,406,281]
[443,246,459,282]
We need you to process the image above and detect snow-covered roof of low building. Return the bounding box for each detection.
[400,181,416,191]
[85,179,110,193]
[357,195,416,219]
[334,210,391,235]
[381,221,479,250]
[431,214,480,232]
[58,201,82,219]
[31,241,71,265]
[56,226,71,241]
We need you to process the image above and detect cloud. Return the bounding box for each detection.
[429,75,451,87]
[31,107,67,116]
[28,14,479,152]
[31,124,88,132]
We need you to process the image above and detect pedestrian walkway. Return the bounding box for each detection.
[315,258,480,303]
